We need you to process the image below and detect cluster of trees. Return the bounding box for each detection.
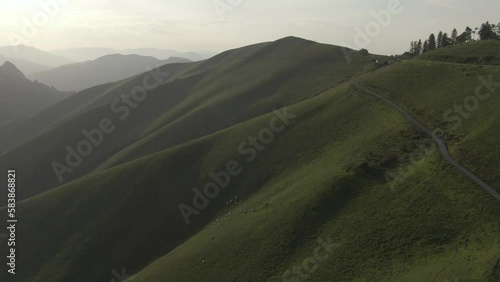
[409,21,500,55]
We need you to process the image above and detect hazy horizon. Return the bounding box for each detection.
[1,0,499,56]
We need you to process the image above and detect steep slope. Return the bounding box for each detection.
[0,37,387,203]
[28,54,192,91]
[0,45,73,67]
[0,61,72,126]
[2,80,499,281]
[132,86,500,281]
[97,36,387,170]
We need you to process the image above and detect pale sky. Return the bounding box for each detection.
[0,0,499,55]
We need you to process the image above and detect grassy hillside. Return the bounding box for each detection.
[3,82,499,281]
[130,83,500,282]
[360,59,500,192]
[0,39,499,282]
[97,37,388,170]
[416,40,500,65]
[0,37,387,203]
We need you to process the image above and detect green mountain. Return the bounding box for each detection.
[0,37,386,202]
[1,38,499,282]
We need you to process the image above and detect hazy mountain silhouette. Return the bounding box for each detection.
[0,45,74,67]
[50,47,120,62]
[121,48,205,61]
[29,54,192,91]
[0,55,50,75]
[52,47,209,61]
[0,61,72,126]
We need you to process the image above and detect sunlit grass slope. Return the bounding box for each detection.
[0,39,499,282]
[0,37,387,203]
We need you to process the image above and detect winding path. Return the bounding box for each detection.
[354,81,500,202]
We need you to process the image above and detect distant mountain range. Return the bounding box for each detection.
[28,54,192,91]
[0,45,74,68]
[50,47,217,62]
[0,61,72,126]
[0,45,214,90]
[0,55,50,75]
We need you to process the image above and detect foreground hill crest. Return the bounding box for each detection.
[1,38,500,282]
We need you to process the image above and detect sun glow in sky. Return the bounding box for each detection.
[0,0,499,54]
